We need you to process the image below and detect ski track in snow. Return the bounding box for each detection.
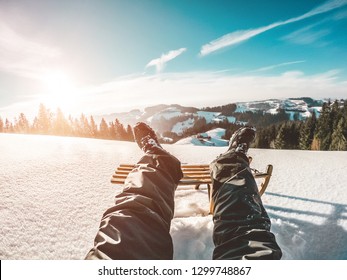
[0,134,346,260]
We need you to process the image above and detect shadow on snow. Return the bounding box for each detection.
[266,192,347,260]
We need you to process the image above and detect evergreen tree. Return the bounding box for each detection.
[274,123,286,149]
[31,117,39,133]
[255,125,278,149]
[126,125,134,141]
[15,113,30,133]
[330,100,340,131]
[315,102,333,150]
[72,117,83,137]
[273,121,301,150]
[80,114,91,137]
[288,121,301,149]
[254,128,269,148]
[68,115,75,135]
[5,118,14,133]
[343,100,347,120]
[114,118,127,140]
[99,118,109,139]
[53,108,71,136]
[90,116,98,138]
[299,112,316,150]
[36,104,52,134]
[330,118,347,150]
[109,121,116,139]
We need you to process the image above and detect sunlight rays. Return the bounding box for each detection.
[39,69,79,110]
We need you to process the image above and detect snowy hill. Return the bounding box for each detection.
[175,128,228,146]
[1,133,347,260]
[236,97,324,119]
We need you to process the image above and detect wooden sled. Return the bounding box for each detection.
[111,163,273,214]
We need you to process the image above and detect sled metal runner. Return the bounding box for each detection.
[111,163,273,199]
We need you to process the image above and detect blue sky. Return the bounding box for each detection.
[0,0,347,118]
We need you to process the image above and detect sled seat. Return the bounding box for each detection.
[111,164,273,196]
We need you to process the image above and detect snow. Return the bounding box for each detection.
[235,104,248,113]
[311,106,322,117]
[267,108,279,114]
[171,118,194,135]
[202,128,225,139]
[196,111,219,123]
[227,116,236,123]
[174,136,210,146]
[1,133,347,260]
[175,128,229,147]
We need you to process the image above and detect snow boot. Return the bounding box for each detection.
[228,126,256,155]
[133,122,164,154]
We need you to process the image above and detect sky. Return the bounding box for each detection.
[0,0,347,119]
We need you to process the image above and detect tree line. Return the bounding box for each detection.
[254,100,347,151]
[0,104,134,141]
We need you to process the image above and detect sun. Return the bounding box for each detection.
[39,69,79,109]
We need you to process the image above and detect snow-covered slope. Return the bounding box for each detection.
[172,118,195,135]
[1,133,346,259]
[175,128,228,146]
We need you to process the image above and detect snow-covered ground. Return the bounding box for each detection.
[1,133,346,260]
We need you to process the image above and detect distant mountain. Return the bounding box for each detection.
[95,109,143,127]
[93,97,344,150]
[95,97,326,132]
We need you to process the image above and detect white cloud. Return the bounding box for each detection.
[283,26,331,45]
[200,0,347,56]
[282,6,347,46]
[0,22,61,79]
[248,60,306,73]
[146,48,187,72]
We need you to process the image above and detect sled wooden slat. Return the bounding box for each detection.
[257,164,273,196]
[112,174,212,180]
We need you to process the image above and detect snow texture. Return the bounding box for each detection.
[1,133,347,260]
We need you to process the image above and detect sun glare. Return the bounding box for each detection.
[40,70,79,110]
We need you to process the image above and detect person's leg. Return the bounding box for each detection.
[210,127,282,260]
[86,123,183,260]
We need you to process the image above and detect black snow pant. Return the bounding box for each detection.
[86,150,282,260]
[210,150,282,259]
